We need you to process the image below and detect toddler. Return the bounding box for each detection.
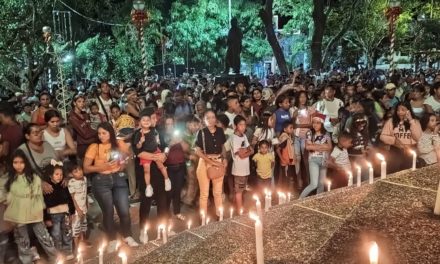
[252,140,274,195]
[89,102,107,130]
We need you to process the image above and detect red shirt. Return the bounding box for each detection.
[0,123,23,153]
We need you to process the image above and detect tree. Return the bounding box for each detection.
[259,0,289,75]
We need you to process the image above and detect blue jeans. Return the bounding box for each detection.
[50,213,72,254]
[300,156,327,198]
[92,172,131,240]
[294,137,306,175]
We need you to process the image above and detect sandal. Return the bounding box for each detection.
[176,214,186,221]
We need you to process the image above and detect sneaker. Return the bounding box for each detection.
[164,178,172,191]
[145,185,154,197]
[65,254,75,261]
[124,236,139,247]
[106,240,118,253]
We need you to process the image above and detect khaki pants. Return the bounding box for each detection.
[196,158,224,215]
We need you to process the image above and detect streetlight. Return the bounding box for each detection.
[131,0,150,87]
[386,0,402,76]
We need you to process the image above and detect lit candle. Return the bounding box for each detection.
[187,220,192,230]
[250,213,264,264]
[118,251,128,264]
[77,245,83,264]
[219,206,224,221]
[376,153,387,179]
[160,224,168,244]
[410,150,417,171]
[167,224,173,235]
[287,192,291,202]
[356,165,361,187]
[157,226,162,240]
[327,180,331,192]
[240,208,244,216]
[206,217,210,225]
[264,189,272,211]
[141,224,149,245]
[56,259,63,264]
[347,171,353,187]
[253,194,263,220]
[434,180,440,215]
[98,241,106,264]
[230,207,234,218]
[277,192,285,205]
[367,162,374,184]
[369,242,379,264]
[201,210,206,226]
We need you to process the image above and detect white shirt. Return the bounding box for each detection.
[98,95,113,117]
[331,146,352,171]
[316,98,344,132]
[43,128,66,151]
[231,133,250,176]
[68,178,88,213]
[425,95,440,114]
[224,111,236,128]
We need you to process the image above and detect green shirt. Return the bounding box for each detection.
[4,174,44,224]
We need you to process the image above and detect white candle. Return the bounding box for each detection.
[77,246,84,264]
[376,153,387,179]
[219,206,224,221]
[253,195,263,220]
[250,213,264,264]
[118,251,128,264]
[278,192,285,205]
[264,190,272,211]
[56,259,63,264]
[410,150,417,171]
[251,106,254,117]
[187,220,192,230]
[230,208,234,218]
[201,211,206,226]
[206,217,210,225]
[287,192,291,202]
[369,242,378,264]
[141,224,149,244]
[367,162,374,184]
[434,180,440,215]
[157,226,162,240]
[347,171,353,187]
[161,224,168,244]
[356,165,361,187]
[240,208,244,216]
[327,181,331,192]
[98,242,106,264]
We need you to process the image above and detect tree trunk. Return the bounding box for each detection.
[311,0,327,70]
[259,0,289,76]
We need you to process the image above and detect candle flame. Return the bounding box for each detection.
[219,206,224,212]
[369,242,379,263]
[206,217,210,224]
[253,194,260,201]
[356,165,361,170]
[240,208,243,215]
[376,153,385,161]
[347,171,352,178]
[118,251,127,259]
[98,240,107,252]
[200,210,205,217]
[187,220,192,229]
[410,150,416,156]
[366,161,372,168]
[249,212,258,220]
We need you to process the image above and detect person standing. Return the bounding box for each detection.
[31,92,52,127]
[43,109,76,160]
[96,81,114,122]
[195,110,227,219]
[315,85,344,133]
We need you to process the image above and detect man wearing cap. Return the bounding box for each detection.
[384,83,400,108]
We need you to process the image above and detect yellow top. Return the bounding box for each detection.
[115,114,136,130]
[85,143,122,174]
[252,152,274,179]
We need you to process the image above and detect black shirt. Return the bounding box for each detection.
[43,181,75,215]
[132,129,159,154]
[195,127,226,155]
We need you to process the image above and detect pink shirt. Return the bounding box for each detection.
[292,106,315,139]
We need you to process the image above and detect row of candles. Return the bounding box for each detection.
[69,150,438,264]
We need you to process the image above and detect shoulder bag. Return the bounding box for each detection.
[201,129,225,180]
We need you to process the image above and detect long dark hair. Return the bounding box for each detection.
[348,113,369,141]
[44,109,61,123]
[257,111,273,141]
[97,122,118,150]
[6,149,34,191]
[392,101,415,130]
[294,91,308,108]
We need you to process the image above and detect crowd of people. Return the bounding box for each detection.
[0,67,439,262]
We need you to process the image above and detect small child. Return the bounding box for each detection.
[252,140,274,196]
[4,150,59,263]
[134,109,171,197]
[89,102,107,130]
[110,103,136,138]
[43,160,75,260]
[327,131,353,188]
[231,115,253,211]
[276,121,295,191]
[66,162,89,254]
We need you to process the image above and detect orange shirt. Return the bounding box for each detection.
[85,142,127,174]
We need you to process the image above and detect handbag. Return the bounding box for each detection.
[201,129,225,180]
